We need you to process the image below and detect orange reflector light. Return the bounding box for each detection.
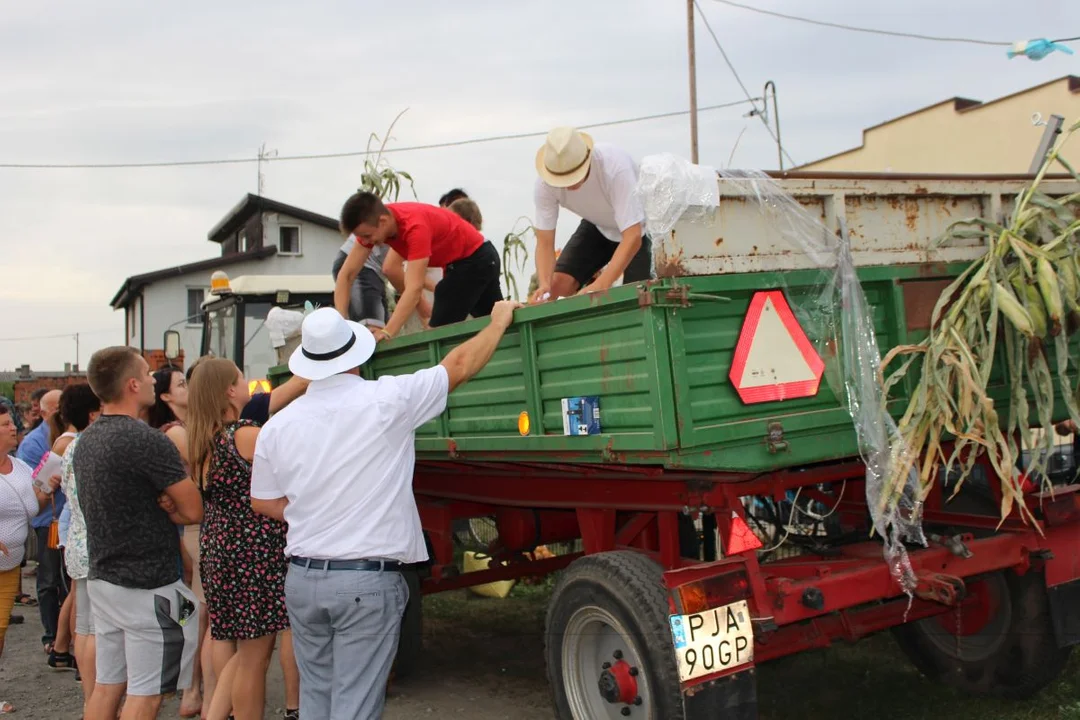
[676,569,751,615]
[517,411,531,436]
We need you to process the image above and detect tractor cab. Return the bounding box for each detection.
[195,271,334,388]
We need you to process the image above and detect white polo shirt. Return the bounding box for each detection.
[0,458,39,572]
[251,365,449,563]
[534,142,646,243]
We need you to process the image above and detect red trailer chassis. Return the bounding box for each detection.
[409,455,1080,719]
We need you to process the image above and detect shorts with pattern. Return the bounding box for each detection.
[88,578,199,695]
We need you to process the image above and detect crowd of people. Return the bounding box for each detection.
[0,126,647,719]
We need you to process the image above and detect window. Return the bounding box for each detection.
[187,288,206,324]
[279,226,301,255]
[238,230,250,253]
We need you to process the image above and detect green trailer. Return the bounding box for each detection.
[360,264,1036,471]
[238,173,1080,720]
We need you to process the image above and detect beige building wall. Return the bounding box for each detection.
[800,76,1080,173]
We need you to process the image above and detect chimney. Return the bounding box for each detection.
[64,362,72,373]
[17,364,30,380]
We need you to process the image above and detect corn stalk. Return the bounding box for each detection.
[881,119,1080,525]
[502,217,533,302]
[356,109,417,314]
[359,108,416,202]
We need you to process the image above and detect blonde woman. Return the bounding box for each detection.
[187,359,288,720]
[148,364,212,719]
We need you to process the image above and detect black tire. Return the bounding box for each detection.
[892,569,1071,700]
[545,551,683,720]
[394,567,423,679]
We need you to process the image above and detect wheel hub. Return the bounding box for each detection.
[597,653,639,706]
[921,573,1011,662]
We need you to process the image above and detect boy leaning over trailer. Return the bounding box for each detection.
[333,192,503,338]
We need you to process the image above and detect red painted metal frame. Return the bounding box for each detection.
[412,457,1080,667]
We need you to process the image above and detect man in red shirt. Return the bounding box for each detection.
[334,192,503,340]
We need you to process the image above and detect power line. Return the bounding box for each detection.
[0,329,116,343]
[0,100,759,170]
[693,0,797,168]
[712,0,1078,47]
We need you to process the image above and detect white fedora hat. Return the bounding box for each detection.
[288,307,376,381]
[536,127,595,188]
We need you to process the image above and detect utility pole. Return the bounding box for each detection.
[687,0,699,164]
[257,142,278,196]
[74,333,79,372]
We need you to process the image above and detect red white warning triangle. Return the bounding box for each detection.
[729,290,824,404]
[725,511,763,555]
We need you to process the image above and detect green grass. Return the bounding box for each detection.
[422,587,1080,719]
[756,633,1080,720]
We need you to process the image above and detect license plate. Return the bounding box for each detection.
[668,599,754,683]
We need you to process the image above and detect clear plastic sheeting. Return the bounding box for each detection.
[637,153,720,239]
[644,163,926,591]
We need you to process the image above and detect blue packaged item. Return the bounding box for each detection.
[561,396,601,436]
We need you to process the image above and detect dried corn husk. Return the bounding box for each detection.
[882,121,1080,525]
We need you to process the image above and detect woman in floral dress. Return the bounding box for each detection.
[187,358,288,720]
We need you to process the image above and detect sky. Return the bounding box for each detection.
[1,0,1076,371]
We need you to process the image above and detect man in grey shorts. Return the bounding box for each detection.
[251,301,520,718]
[74,347,205,718]
[332,234,391,328]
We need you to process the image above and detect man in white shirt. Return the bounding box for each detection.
[531,126,652,302]
[250,299,521,719]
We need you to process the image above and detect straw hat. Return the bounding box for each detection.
[289,308,376,381]
[535,127,595,188]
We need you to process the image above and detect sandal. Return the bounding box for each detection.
[14,593,36,607]
[48,650,77,671]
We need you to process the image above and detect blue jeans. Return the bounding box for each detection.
[284,563,408,719]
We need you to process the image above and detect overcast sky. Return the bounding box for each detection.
[1,0,1075,370]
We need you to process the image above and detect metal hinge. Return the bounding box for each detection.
[765,422,788,454]
[637,282,731,309]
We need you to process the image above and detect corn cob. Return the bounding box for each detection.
[994,282,1035,338]
[1060,260,1080,312]
[974,281,991,310]
[1024,284,1050,339]
[1036,258,1064,336]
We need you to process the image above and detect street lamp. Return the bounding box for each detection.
[743,81,785,171]
[764,81,783,171]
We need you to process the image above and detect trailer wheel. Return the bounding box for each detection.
[545,551,682,720]
[393,567,423,679]
[892,570,1071,699]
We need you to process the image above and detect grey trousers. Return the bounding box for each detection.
[284,563,408,720]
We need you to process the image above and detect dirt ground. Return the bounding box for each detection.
[4,579,1080,719]
[0,586,555,720]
